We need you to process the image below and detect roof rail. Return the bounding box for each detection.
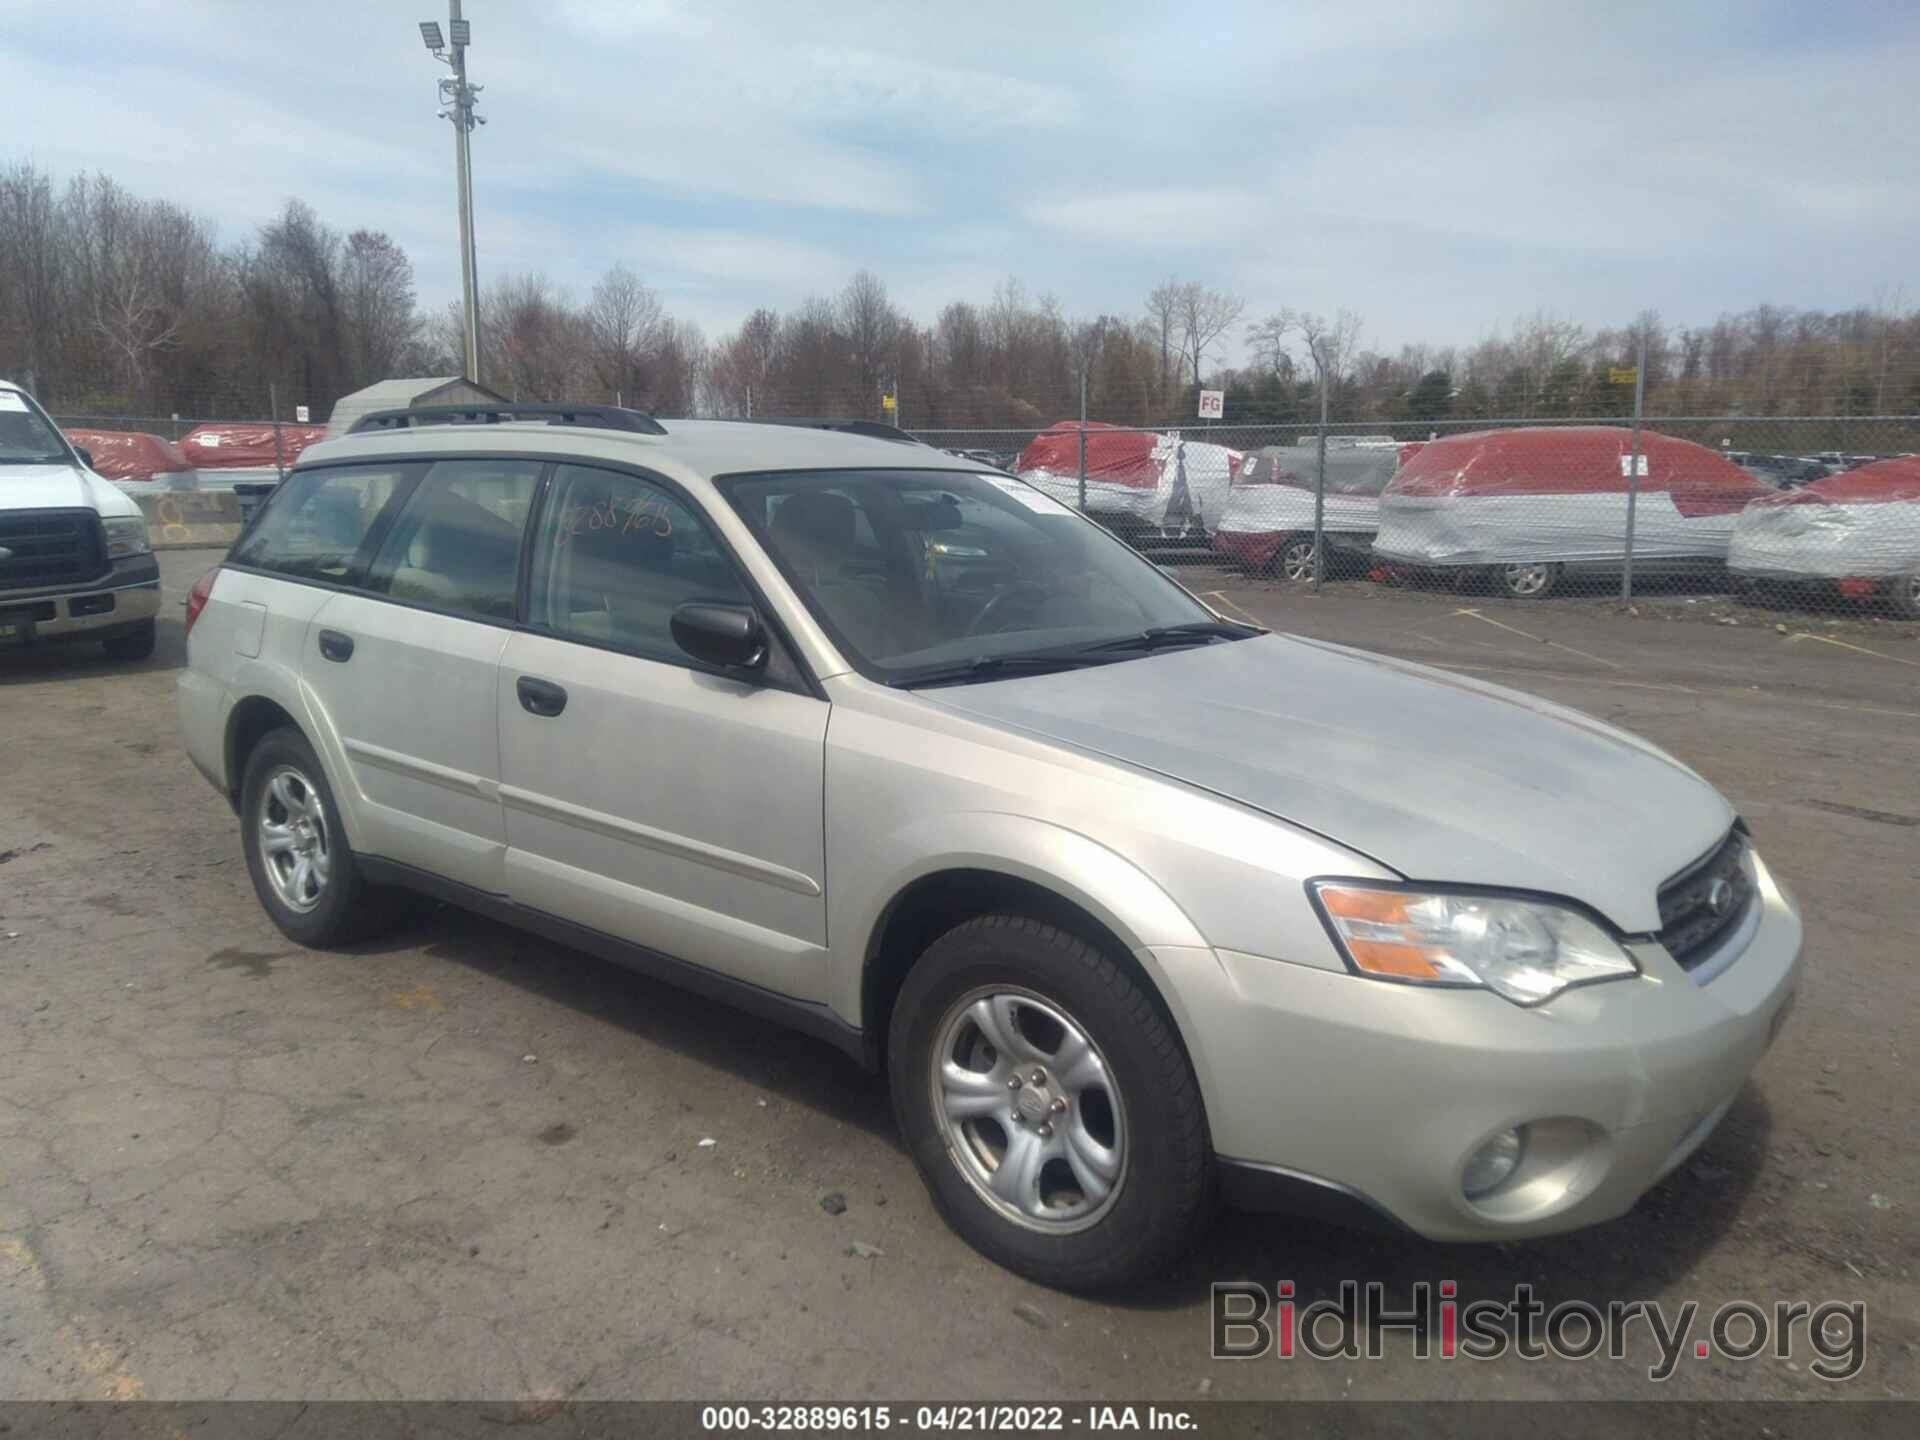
[350,402,668,436]
[744,417,923,445]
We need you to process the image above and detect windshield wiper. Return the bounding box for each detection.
[1076,619,1262,654]
[891,651,1118,690]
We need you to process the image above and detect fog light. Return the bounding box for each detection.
[1462,1127,1526,1199]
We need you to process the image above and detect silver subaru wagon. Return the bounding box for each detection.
[177,405,1801,1289]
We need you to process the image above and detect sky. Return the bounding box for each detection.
[6,0,1917,362]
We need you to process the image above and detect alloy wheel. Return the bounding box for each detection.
[257,765,332,913]
[930,986,1127,1234]
[1503,563,1554,597]
[1279,538,1318,582]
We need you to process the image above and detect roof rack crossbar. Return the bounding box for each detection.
[349,403,668,436]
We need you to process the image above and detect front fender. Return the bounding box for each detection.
[830,808,1224,1045]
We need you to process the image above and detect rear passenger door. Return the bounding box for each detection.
[496,463,831,1002]
[301,457,542,895]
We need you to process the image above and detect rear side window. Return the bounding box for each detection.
[365,458,544,621]
[231,463,418,584]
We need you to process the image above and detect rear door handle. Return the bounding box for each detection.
[317,628,354,662]
[516,675,568,718]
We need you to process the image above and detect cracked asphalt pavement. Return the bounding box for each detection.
[0,550,1913,1402]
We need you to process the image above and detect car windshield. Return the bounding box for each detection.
[0,392,72,465]
[723,468,1242,684]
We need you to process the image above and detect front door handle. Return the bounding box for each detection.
[317,628,354,662]
[516,675,568,718]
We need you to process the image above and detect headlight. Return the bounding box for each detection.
[1310,881,1639,1006]
[103,515,152,559]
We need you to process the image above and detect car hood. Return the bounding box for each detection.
[929,633,1733,932]
[0,461,139,518]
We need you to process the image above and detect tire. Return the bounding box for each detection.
[888,914,1212,1291]
[101,620,156,661]
[1499,561,1561,599]
[1264,534,1319,584]
[239,727,402,947]
[1891,573,1920,621]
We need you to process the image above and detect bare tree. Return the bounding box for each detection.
[1143,276,1182,395]
[1244,313,1294,379]
[587,263,664,404]
[838,269,900,413]
[339,230,417,387]
[1175,281,1244,388]
[1290,308,1365,388]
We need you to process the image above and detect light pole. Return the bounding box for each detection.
[420,5,485,383]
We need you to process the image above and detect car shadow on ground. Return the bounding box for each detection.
[387,905,1774,1309]
[0,613,186,684]
[408,903,893,1138]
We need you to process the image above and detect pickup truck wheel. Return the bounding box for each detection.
[889,915,1211,1291]
[100,619,156,661]
[240,728,400,947]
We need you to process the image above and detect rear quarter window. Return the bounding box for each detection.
[230,463,419,585]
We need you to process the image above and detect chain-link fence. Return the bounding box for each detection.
[41,402,1920,623]
[913,416,1920,622]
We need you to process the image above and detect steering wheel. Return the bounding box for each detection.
[966,582,1052,637]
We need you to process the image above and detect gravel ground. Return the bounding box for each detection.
[1,550,1913,1405]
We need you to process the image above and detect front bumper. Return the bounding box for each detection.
[1178,853,1802,1241]
[0,560,161,644]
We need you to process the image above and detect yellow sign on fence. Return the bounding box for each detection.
[1609,367,1638,386]
[881,394,897,413]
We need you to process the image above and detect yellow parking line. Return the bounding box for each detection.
[1450,608,1626,670]
[1786,632,1920,669]
[1204,590,1262,626]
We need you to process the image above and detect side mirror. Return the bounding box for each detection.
[671,602,767,671]
[73,446,96,470]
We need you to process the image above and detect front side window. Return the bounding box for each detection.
[528,464,749,660]
[723,469,1224,682]
[230,462,418,585]
[365,458,544,621]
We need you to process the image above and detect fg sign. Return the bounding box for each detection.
[1198,389,1224,419]
[294,405,310,423]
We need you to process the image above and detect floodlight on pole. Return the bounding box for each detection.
[419,2,484,384]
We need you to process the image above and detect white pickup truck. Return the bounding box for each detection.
[0,380,160,659]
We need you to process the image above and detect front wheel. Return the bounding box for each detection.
[889,915,1212,1291]
[101,619,156,661]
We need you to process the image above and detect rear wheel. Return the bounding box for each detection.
[240,728,403,947]
[101,619,156,661]
[889,915,1212,1291]
[1499,561,1562,599]
[1266,534,1319,583]
[1891,573,1920,620]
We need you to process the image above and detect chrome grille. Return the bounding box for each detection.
[0,509,106,590]
[1656,829,1756,971]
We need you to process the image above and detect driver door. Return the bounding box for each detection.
[497,464,832,1002]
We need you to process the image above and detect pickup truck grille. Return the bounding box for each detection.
[0,509,107,591]
[1655,828,1756,971]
